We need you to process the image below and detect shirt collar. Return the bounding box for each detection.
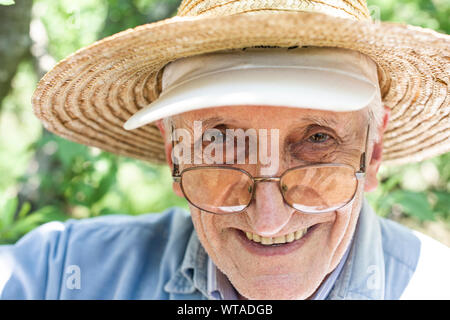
[309,236,352,299]
[207,258,239,300]
[327,197,385,299]
[164,230,209,297]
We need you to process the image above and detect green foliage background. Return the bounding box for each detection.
[0,0,449,244]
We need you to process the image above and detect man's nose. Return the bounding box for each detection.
[245,181,293,237]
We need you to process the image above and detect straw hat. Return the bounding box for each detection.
[32,0,450,166]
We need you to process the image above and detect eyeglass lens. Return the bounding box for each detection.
[180,165,358,214]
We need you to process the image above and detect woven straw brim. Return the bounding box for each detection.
[32,11,450,166]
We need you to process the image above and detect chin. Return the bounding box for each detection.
[232,274,319,300]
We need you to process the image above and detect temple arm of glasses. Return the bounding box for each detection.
[358,124,370,174]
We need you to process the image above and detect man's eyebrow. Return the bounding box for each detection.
[178,116,224,130]
[293,114,361,143]
[299,115,339,128]
[286,115,348,144]
[200,116,227,129]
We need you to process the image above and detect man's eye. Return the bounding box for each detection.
[308,132,330,143]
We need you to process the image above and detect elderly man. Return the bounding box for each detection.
[1,0,450,300]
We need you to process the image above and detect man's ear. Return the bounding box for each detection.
[364,106,390,192]
[155,119,184,198]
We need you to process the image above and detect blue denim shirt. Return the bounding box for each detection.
[0,198,448,299]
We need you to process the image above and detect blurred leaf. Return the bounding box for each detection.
[381,174,402,192]
[432,191,450,218]
[390,190,435,221]
[98,207,120,216]
[91,162,117,202]
[0,195,18,228]
[0,203,68,244]
[0,212,53,244]
[17,200,31,219]
[31,205,68,222]
[54,137,89,167]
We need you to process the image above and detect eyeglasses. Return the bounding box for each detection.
[172,125,370,215]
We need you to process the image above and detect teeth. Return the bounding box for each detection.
[286,232,295,243]
[295,230,305,240]
[261,237,273,245]
[245,228,308,246]
[273,236,285,244]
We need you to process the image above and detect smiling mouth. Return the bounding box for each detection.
[235,225,318,256]
[244,228,308,246]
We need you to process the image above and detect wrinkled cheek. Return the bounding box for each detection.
[327,190,363,267]
[336,180,365,225]
[189,205,210,245]
[329,207,352,246]
[189,205,228,260]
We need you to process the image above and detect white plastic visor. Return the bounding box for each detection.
[123,47,379,130]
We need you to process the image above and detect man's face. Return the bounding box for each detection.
[166,105,376,299]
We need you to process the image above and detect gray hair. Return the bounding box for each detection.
[367,89,384,144]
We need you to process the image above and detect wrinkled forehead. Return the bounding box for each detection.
[172,105,368,135]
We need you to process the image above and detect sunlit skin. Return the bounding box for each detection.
[156,105,389,300]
